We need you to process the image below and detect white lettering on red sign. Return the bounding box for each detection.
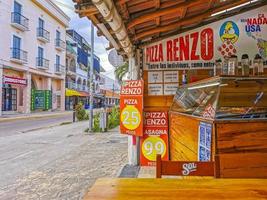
[182,163,197,176]
[121,80,143,95]
[144,112,168,127]
[121,87,142,95]
[123,99,138,105]
[3,76,27,86]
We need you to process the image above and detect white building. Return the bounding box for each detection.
[0,0,70,116]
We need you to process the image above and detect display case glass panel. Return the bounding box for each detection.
[171,77,267,120]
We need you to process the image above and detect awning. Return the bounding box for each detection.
[66,89,82,97]
[79,91,90,97]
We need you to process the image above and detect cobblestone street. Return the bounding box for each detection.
[0,122,128,200]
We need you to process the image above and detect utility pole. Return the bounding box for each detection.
[89,23,94,132]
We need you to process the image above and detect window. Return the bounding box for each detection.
[14,1,22,14]
[38,18,44,29]
[38,47,44,66]
[38,47,44,58]
[56,30,61,40]
[13,1,22,24]
[38,18,44,37]
[12,35,21,59]
[56,55,60,65]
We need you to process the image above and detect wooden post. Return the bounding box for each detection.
[214,154,220,178]
[156,154,162,178]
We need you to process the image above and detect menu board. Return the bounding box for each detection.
[148,70,179,96]
[164,71,179,83]
[148,71,163,83]
[164,83,178,95]
[148,84,163,95]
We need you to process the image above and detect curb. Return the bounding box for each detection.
[0,111,72,123]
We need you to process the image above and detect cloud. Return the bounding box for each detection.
[53,0,116,79]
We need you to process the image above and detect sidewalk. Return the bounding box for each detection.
[0,111,72,122]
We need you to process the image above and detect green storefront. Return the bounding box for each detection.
[31,89,52,111]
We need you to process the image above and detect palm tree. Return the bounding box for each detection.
[114,62,129,83]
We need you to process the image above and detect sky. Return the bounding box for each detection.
[52,0,116,79]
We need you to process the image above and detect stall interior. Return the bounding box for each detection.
[169,76,267,178]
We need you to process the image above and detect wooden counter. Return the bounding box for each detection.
[84,178,267,200]
[169,112,267,178]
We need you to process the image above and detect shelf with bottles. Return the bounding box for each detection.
[214,54,265,77]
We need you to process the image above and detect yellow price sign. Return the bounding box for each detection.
[142,136,166,161]
[121,105,141,130]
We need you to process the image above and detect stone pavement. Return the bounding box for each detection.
[0,122,128,200]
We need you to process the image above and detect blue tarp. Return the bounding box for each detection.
[93,57,100,73]
[77,47,88,67]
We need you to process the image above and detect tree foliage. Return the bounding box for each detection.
[114,62,128,83]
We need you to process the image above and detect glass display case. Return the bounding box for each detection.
[171,76,267,120]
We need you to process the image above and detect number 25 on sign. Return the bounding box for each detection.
[121,105,141,130]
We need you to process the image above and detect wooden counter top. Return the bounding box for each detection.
[84,178,267,200]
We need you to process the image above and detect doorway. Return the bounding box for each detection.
[2,87,17,111]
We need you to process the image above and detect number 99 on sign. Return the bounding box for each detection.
[142,136,166,161]
[121,105,141,130]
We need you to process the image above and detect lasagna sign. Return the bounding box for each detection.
[140,111,169,166]
[120,80,144,136]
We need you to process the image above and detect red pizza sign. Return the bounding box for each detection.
[140,111,169,166]
[3,76,27,86]
[120,80,144,136]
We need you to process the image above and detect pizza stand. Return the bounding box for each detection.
[75,0,267,178]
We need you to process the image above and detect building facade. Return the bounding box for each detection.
[0,0,70,116]
[99,74,120,107]
[65,29,103,110]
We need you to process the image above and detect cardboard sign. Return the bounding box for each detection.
[120,80,144,136]
[140,111,169,166]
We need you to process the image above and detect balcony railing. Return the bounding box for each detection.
[10,48,28,63]
[37,27,50,42]
[66,82,77,90]
[11,12,29,31]
[55,64,65,74]
[36,57,49,69]
[55,39,66,50]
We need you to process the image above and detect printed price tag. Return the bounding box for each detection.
[121,105,141,130]
[141,136,166,162]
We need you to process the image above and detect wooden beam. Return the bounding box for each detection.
[134,0,251,41]
[127,0,200,29]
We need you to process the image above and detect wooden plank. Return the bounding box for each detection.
[169,114,202,161]
[84,178,267,200]
[216,122,267,178]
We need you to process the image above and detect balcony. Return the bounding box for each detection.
[82,85,89,92]
[55,39,66,51]
[10,48,28,64]
[66,82,77,90]
[11,12,29,31]
[55,64,65,75]
[36,57,49,69]
[37,28,50,43]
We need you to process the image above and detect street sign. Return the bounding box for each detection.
[140,111,169,166]
[120,80,144,136]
